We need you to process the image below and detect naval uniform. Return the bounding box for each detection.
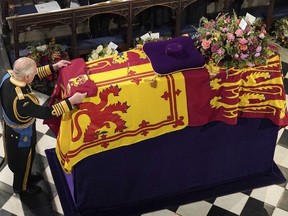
[0,65,73,192]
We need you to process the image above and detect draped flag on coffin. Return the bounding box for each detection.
[53,46,288,173]
[56,47,189,173]
[185,54,288,127]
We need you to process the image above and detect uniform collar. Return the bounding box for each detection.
[10,76,26,87]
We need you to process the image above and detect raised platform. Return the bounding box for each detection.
[46,118,286,216]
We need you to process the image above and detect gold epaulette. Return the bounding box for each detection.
[37,65,52,79]
[52,100,71,117]
[7,69,13,75]
[15,87,24,100]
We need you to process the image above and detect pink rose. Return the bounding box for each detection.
[216,48,224,56]
[222,27,229,32]
[235,29,243,37]
[245,26,252,33]
[201,39,211,50]
[238,38,248,44]
[240,53,249,60]
[256,46,262,53]
[227,33,235,41]
[211,44,220,53]
[239,44,248,51]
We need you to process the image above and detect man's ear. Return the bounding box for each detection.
[24,74,30,81]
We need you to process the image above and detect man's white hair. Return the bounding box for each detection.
[13,57,36,79]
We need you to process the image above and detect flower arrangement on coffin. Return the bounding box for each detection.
[26,38,70,95]
[87,44,118,62]
[195,12,273,76]
[271,17,288,48]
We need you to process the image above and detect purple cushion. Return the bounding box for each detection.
[143,36,205,75]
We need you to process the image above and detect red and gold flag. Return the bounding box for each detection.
[56,47,188,172]
[185,54,288,127]
[52,46,288,173]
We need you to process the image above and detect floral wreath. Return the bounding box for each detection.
[195,12,273,72]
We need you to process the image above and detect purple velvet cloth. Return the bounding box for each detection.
[143,36,206,74]
[45,118,286,216]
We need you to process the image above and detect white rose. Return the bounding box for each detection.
[91,53,99,60]
[106,48,112,55]
[96,45,103,53]
[36,45,48,52]
[259,33,265,39]
[114,50,118,55]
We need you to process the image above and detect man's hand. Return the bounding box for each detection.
[68,92,87,105]
[53,60,71,71]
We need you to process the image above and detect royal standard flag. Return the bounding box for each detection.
[56,47,188,173]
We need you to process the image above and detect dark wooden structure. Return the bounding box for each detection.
[0,0,278,60]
